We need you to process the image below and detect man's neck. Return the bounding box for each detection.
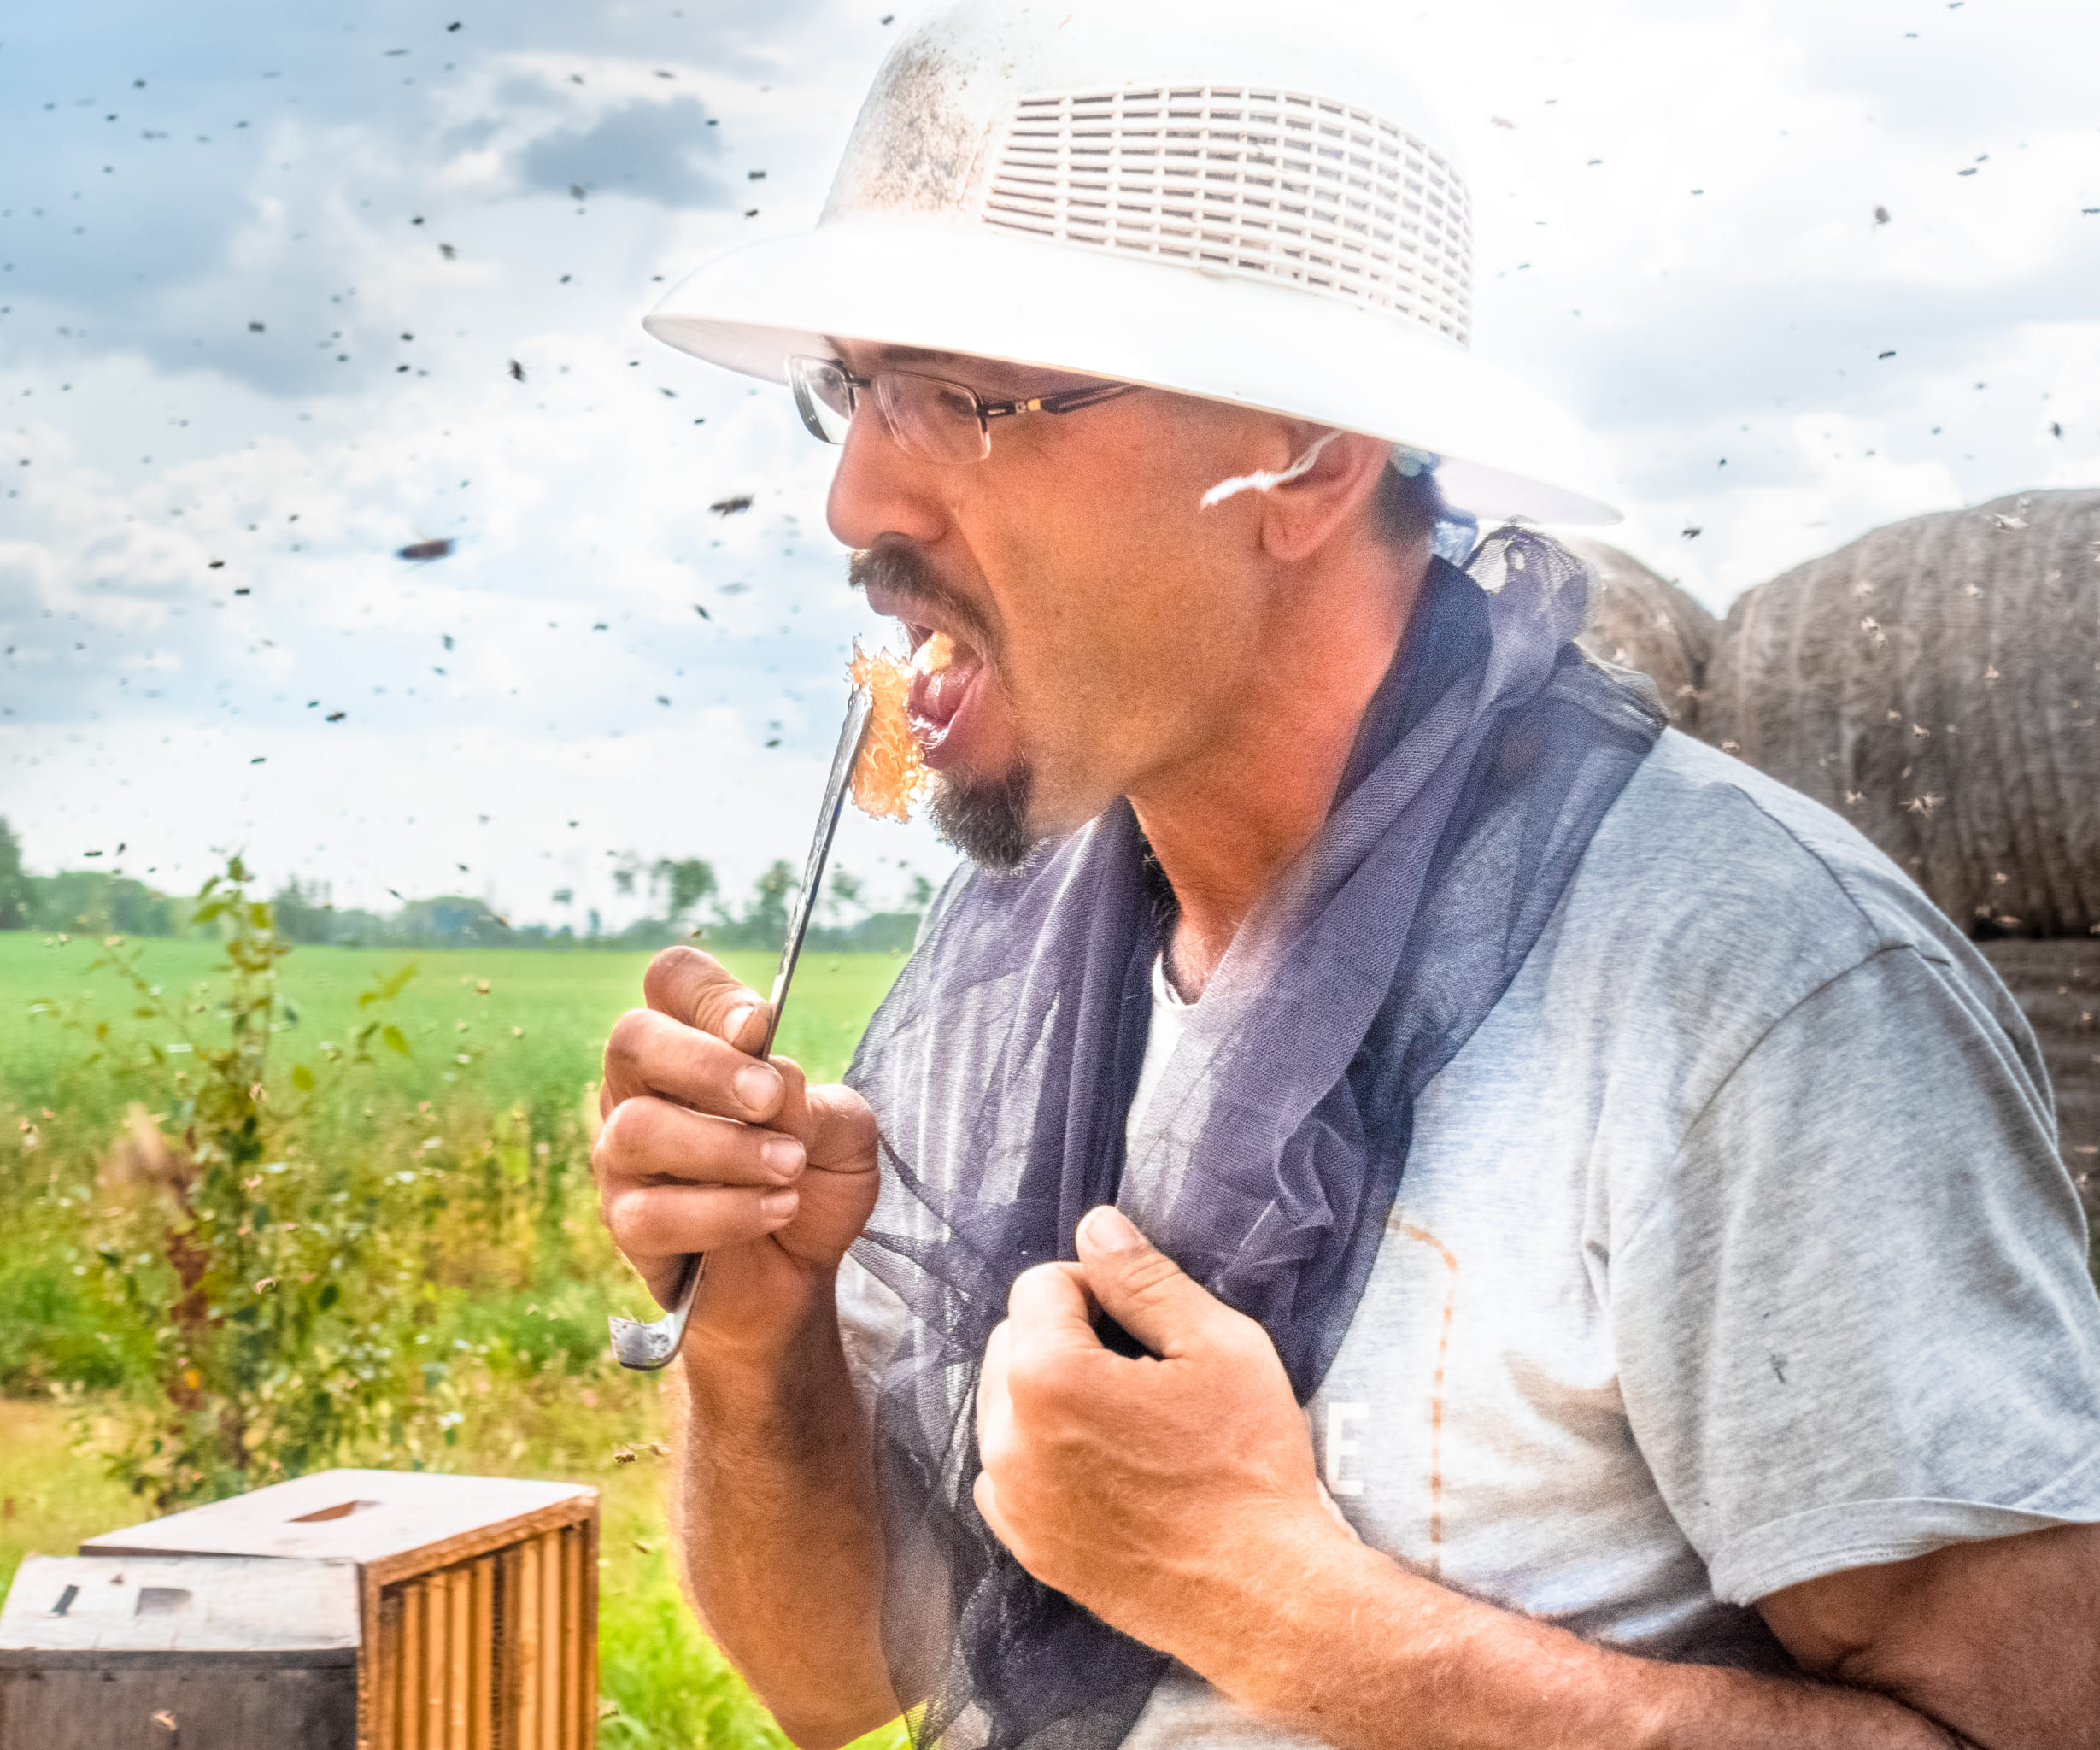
[1130,539,1431,1001]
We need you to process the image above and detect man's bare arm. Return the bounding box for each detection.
[595,948,897,1749]
[1164,1521,2100,1749]
[1758,1520,2100,1748]
[667,1282,895,1750]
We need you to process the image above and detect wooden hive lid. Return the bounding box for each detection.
[1,1554,360,1658]
[81,1470,596,1579]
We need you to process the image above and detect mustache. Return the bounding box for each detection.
[848,542,999,658]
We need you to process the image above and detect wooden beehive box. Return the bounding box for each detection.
[80,1470,599,1750]
[0,1553,360,1749]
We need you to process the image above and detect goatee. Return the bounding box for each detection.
[929,763,1036,873]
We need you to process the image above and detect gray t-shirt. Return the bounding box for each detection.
[838,730,2100,1747]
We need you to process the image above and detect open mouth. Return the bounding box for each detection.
[902,624,987,769]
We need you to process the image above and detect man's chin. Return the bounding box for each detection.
[928,763,1038,873]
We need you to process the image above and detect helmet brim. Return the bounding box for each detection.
[643,217,1619,526]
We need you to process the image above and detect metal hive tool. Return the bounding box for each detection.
[608,682,877,1371]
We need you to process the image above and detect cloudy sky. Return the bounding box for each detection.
[3,0,2096,928]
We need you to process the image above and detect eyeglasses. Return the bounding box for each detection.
[787,354,1139,465]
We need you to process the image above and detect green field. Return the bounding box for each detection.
[0,925,908,1750]
[0,932,906,1123]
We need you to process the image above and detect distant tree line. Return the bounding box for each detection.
[0,819,188,937]
[0,819,929,956]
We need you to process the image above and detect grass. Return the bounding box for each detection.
[0,931,906,1126]
[0,928,911,1750]
[0,1399,135,1596]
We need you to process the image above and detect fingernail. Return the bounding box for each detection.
[760,1188,798,1220]
[734,1063,777,1111]
[1081,1205,1141,1252]
[724,1004,756,1042]
[760,1133,804,1177]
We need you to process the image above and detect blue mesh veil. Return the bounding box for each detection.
[844,528,1663,1749]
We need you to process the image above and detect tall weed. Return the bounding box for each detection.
[24,859,629,1506]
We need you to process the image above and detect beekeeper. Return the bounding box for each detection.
[592,3,2100,1746]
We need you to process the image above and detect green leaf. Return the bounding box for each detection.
[382,1025,411,1058]
[290,1063,315,1092]
[192,900,229,925]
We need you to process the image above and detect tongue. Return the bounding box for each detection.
[908,639,980,739]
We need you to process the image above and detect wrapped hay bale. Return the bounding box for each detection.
[1703,488,2100,937]
[1561,537,1716,731]
[1705,490,2100,1214]
[1976,937,2100,1228]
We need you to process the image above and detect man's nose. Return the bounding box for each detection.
[825,402,949,555]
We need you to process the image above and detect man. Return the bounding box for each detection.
[593,4,2100,1746]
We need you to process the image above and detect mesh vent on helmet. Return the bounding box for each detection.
[983,85,1473,345]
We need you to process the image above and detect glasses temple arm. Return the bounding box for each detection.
[983,383,1141,420]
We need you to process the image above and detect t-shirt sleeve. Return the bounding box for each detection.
[1610,941,2100,1606]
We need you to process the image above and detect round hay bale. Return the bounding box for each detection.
[1978,937,2100,1231]
[1561,537,1716,732]
[1703,488,2100,937]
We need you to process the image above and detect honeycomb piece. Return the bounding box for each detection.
[847,642,931,821]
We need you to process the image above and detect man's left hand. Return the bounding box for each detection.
[974,1203,1343,1656]
[975,1205,2100,1748]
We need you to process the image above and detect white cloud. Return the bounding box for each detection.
[3,0,2097,914]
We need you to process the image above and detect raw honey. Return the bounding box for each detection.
[847,637,950,821]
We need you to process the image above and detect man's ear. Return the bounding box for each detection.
[1256,431,1393,565]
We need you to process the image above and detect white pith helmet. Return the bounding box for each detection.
[644,0,1617,526]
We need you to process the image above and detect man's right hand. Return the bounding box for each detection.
[594,946,881,1357]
